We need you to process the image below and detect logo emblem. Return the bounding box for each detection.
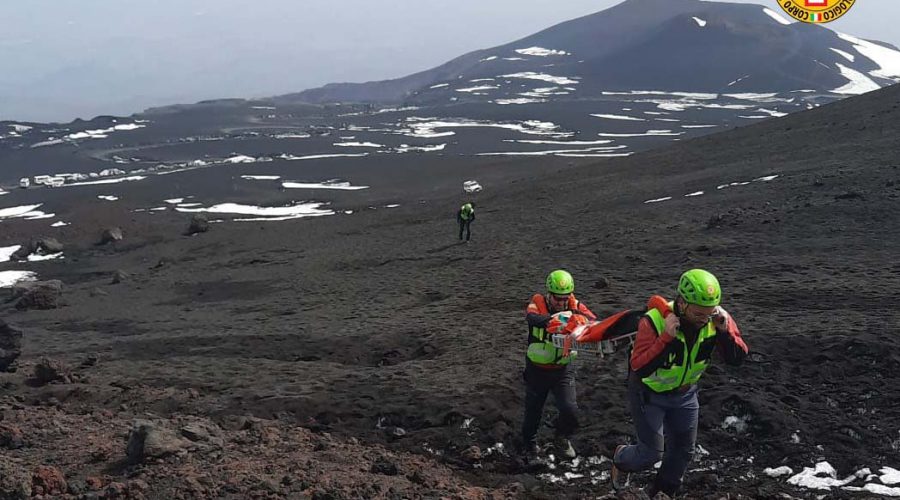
[706,284,716,295]
[776,0,856,24]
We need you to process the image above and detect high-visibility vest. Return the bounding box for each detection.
[459,204,474,221]
[641,301,718,392]
[526,294,577,366]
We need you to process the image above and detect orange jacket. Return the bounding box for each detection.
[526,293,596,330]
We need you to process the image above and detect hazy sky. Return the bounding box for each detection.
[0,0,895,122]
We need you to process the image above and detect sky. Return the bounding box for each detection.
[0,0,896,122]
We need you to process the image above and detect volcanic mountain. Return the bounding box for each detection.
[285,0,900,106]
[5,0,900,195]
[1,37,899,497]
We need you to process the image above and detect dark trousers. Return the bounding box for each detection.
[615,376,699,495]
[458,219,472,240]
[521,363,578,446]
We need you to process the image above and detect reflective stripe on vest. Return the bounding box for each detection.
[526,295,574,366]
[641,301,717,392]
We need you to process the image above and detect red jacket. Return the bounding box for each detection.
[630,304,748,378]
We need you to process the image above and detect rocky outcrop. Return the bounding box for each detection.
[33,357,71,385]
[126,420,191,464]
[11,280,63,310]
[186,214,210,235]
[99,227,124,245]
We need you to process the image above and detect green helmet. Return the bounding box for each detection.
[677,269,721,306]
[546,270,575,295]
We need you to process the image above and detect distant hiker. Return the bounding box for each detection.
[522,270,596,461]
[457,202,475,241]
[611,269,749,496]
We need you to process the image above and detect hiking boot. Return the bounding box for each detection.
[610,444,630,490]
[554,436,577,460]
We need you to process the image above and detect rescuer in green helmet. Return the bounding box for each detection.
[611,269,749,496]
[522,269,596,462]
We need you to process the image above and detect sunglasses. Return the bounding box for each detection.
[686,305,718,322]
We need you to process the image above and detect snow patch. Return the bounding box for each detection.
[394,143,446,153]
[278,153,369,161]
[722,415,749,433]
[787,462,856,490]
[456,85,499,93]
[763,7,792,25]
[401,117,571,139]
[830,48,855,62]
[333,142,384,148]
[880,467,900,485]
[515,47,570,57]
[282,180,369,191]
[0,271,37,288]
[61,176,146,187]
[590,114,646,121]
[765,466,793,478]
[501,72,578,85]
[0,204,43,219]
[224,155,257,164]
[175,202,333,221]
[833,63,881,95]
[494,98,546,105]
[837,32,900,80]
[598,130,683,137]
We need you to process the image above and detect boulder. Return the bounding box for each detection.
[0,319,23,372]
[180,421,225,448]
[9,244,34,262]
[126,420,190,464]
[31,465,67,496]
[370,455,399,476]
[34,237,64,254]
[593,277,611,289]
[13,280,63,310]
[80,353,101,367]
[186,214,210,235]
[111,270,130,284]
[98,227,124,245]
[33,357,70,385]
[0,423,24,449]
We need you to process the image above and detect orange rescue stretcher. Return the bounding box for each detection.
[549,295,671,357]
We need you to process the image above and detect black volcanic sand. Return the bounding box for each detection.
[2,84,900,499]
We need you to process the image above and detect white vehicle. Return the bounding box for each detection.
[19,177,30,188]
[46,176,65,187]
[33,175,52,185]
[463,180,483,193]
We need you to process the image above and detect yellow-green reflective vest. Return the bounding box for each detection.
[460,204,474,220]
[526,295,574,366]
[641,302,717,392]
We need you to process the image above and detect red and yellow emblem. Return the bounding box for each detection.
[776,0,856,24]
